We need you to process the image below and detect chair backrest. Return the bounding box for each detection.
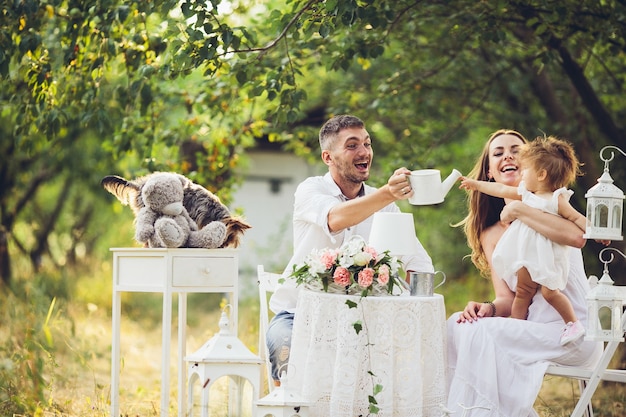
[543,276,626,417]
[257,264,282,393]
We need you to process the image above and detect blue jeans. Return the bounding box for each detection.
[266,311,294,382]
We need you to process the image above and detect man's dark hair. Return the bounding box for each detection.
[319,115,365,150]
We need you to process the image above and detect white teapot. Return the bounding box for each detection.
[407,168,462,205]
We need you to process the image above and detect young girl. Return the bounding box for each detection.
[460,135,586,345]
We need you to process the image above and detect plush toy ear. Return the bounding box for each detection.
[101,175,141,207]
[175,173,191,189]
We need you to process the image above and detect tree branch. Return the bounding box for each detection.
[546,34,625,142]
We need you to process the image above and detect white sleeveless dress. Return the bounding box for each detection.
[447,248,602,416]
[492,181,573,291]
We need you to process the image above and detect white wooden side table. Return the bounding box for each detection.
[110,247,239,417]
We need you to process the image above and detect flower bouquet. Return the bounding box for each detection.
[289,236,406,296]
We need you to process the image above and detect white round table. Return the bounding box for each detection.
[288,288,448,417]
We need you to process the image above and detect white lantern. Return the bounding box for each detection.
[584,146,625,241]
[585,248,626,342]
[186,307,263,417]
[255,370,310,417]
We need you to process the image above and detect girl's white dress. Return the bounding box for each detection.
[492,181,573,291]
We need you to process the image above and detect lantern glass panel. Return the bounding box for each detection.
[599,305,613,332]
[595,204,608,227]
[612,205,622,228]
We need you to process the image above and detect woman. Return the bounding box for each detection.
[446,130,602,416]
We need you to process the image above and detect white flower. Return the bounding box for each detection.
[343,236,365,257]
[306,251,327,275]
[353,251,373,266]
[389,257,401,275]
[290,235,404,297]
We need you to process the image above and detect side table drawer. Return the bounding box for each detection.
[172,256,236,287]
[116,255,167,287]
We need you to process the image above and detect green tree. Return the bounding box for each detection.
[170,0,626,275]
[2,0,625,287]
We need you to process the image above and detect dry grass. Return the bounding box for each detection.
[37,304,624,417]
[45,295,261,417]
[536,376,625,417]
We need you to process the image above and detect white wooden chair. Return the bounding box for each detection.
[257,264,283,395]
[544,281,626,417]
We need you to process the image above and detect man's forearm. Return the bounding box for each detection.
[327,185,395,232]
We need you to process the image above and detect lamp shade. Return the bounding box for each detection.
[368,212,418,256]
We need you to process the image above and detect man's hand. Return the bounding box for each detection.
[388,167,413,200]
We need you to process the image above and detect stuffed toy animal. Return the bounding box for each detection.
[135,173,226,248]
[101,172,251,248]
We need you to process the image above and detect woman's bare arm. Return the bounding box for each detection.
[500,200,586,248]
[482,225,515,318]
[456,223,515,323]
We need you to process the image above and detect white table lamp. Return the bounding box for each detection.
[368,212,419,256]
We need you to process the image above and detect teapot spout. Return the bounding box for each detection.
[441,169,462,197]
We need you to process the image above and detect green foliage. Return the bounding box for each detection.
[0,289,62,415]
[3,0,626,288]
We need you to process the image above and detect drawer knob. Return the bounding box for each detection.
[202,267,212,275]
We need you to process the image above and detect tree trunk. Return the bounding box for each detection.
[0,227,11,286]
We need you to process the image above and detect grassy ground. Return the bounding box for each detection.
[37,299,626,416]
[2,270,624,417]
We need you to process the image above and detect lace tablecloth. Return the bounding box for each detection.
[288,289,447,417]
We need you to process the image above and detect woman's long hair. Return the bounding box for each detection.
[456,129,527,277]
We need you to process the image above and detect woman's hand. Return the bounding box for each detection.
[456,301,494,323]
[500,200,522,224]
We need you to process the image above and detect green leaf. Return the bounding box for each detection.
[319,22,331,38]
[236,69,248,85]
[222,29,234,47]
[345,299,358,309]
[353,321,363,334]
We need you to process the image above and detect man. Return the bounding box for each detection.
[266,114,434,384]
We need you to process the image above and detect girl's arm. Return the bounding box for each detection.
[557,194,587,233]
[501,200,586,248]
[459,177,520,200]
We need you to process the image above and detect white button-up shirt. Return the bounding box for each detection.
[269,173,434,314]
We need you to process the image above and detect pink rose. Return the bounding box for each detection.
[377,264,390,285]
[320,250,338,269]
[333,267,351,286]
[364,246,378,259]
[358,267,374,288]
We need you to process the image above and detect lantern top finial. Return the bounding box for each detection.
[600,145,626,172]
[185,304,262,363]
[584,170,624,199]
